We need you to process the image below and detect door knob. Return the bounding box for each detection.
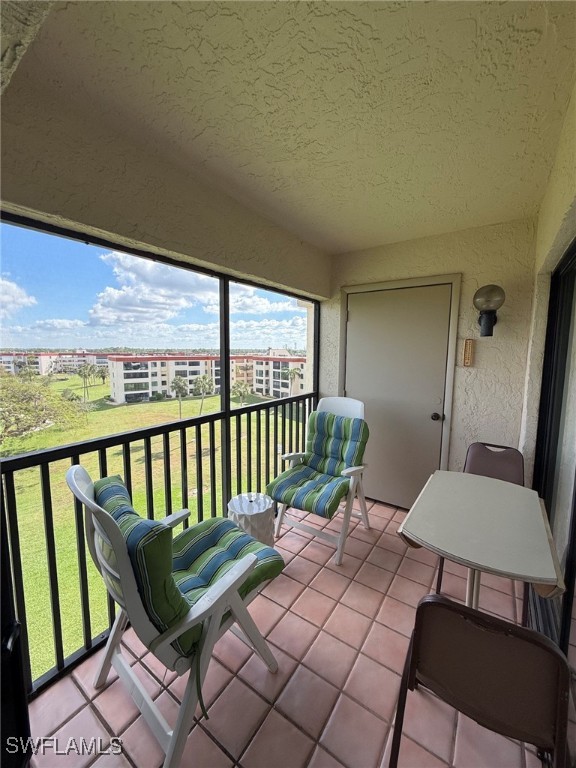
[430,412,442,421]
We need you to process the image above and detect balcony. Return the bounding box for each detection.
[3,394,575,767]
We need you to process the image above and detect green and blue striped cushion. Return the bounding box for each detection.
[266,411,369,519]
[93,476,284,656]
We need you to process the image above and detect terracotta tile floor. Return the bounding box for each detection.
[28,500,575,768]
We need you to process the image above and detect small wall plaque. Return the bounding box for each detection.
[463,338,474,367]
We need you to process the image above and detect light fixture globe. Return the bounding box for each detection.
[473,284,505,337]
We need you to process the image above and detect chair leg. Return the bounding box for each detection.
[164,602,228,768]
[162,668,200,768]
[389,637,413,768]
[435,557,445,594]
[274,503,288,538]
[357,480,370,530]
[521,582,529,627]
[334,495,354,566]
[229,592,278,672]
[94,608,128,688]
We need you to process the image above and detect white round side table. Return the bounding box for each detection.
[227,493,275,547]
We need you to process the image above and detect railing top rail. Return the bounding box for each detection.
[0,393,315,473]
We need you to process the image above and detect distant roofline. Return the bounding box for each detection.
[1,351,306,361]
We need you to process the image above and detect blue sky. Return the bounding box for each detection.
[0,223,308,350]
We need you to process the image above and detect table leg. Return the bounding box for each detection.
[472,570,481,609]
[466,569,480,608]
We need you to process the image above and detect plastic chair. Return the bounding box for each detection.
[266,397,370,565]
[436,442,524,594]
[389,595,569,768]
[66,466,284,768]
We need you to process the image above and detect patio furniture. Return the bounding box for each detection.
[398,470,564,609]
[227,492,275,546]
[66,466,284,768]
[266,396,370,565]
[389,595,570,768]
[435,442,525,594]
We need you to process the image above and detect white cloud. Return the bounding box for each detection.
[89,284,193,326]
[229,316,307,347]
[0,278,37,319]
[229,294,303,315]
[33,319,87,330]
[100,251,304,318]
[101,251,220,299]
[90,251,225,326]
[3,249,309,349]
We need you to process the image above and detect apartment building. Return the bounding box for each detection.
[108,354,220,403]
[252,355,306,399]
[0,351,107,375]
[108,352,307,403]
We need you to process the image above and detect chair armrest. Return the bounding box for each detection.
[163,509,191,528]
[341,465,365,478]
[149,554,257,653]
[282,452,306,466]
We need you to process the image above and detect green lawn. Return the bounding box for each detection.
[6,375,223,454]
[4,376,297,681]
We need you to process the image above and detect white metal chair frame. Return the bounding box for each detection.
[66,465,278,768]
[274,397,370,565]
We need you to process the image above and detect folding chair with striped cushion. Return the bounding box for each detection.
[66,467,284,768]
[267,397,370,565]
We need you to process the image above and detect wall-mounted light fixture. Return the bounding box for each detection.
[473,284,505,337]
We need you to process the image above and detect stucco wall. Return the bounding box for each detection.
[535,81,576,274]
[322,219,536,472]
[519,79,576,481]
[0,81,331,300]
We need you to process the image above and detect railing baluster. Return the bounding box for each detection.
[264,408,270,487]
[288,401,294,453]
[180,428,189,526]
[122,442,133,497]
[256,411,262,491]
[2,472,33,694]
[195,424,204,522]
[71,455,92,650]
[281,402,287,455]
[40,464,64,671]
[163,432,172,516]
[96,449,115,628]
[273,405,279,478]
[144,437,154,519]
[98,448,108,478]
[235,414,242,495]
[209,421,217,518]
[247,411,253,493]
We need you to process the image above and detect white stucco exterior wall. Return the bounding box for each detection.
[519,79,576,481]
[322,219,536,473]
[535,81,576,275]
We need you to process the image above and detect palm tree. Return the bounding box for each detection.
[231,381,251,407]
[77,363,91,402]
[96,365,109,385]
[170,376,189,419]
[191,374,214,415]
[88,363,99,385]
[283,367,302,396]
[235,362,252,378]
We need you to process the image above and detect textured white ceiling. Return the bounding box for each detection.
[9,1,576,254]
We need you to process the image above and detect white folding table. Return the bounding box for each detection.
[398,470,564,609]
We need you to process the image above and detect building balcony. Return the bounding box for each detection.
[3,393,575,768]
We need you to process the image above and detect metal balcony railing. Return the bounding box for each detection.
[1,393,315,698]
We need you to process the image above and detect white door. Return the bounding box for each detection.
[344,278,458,509]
